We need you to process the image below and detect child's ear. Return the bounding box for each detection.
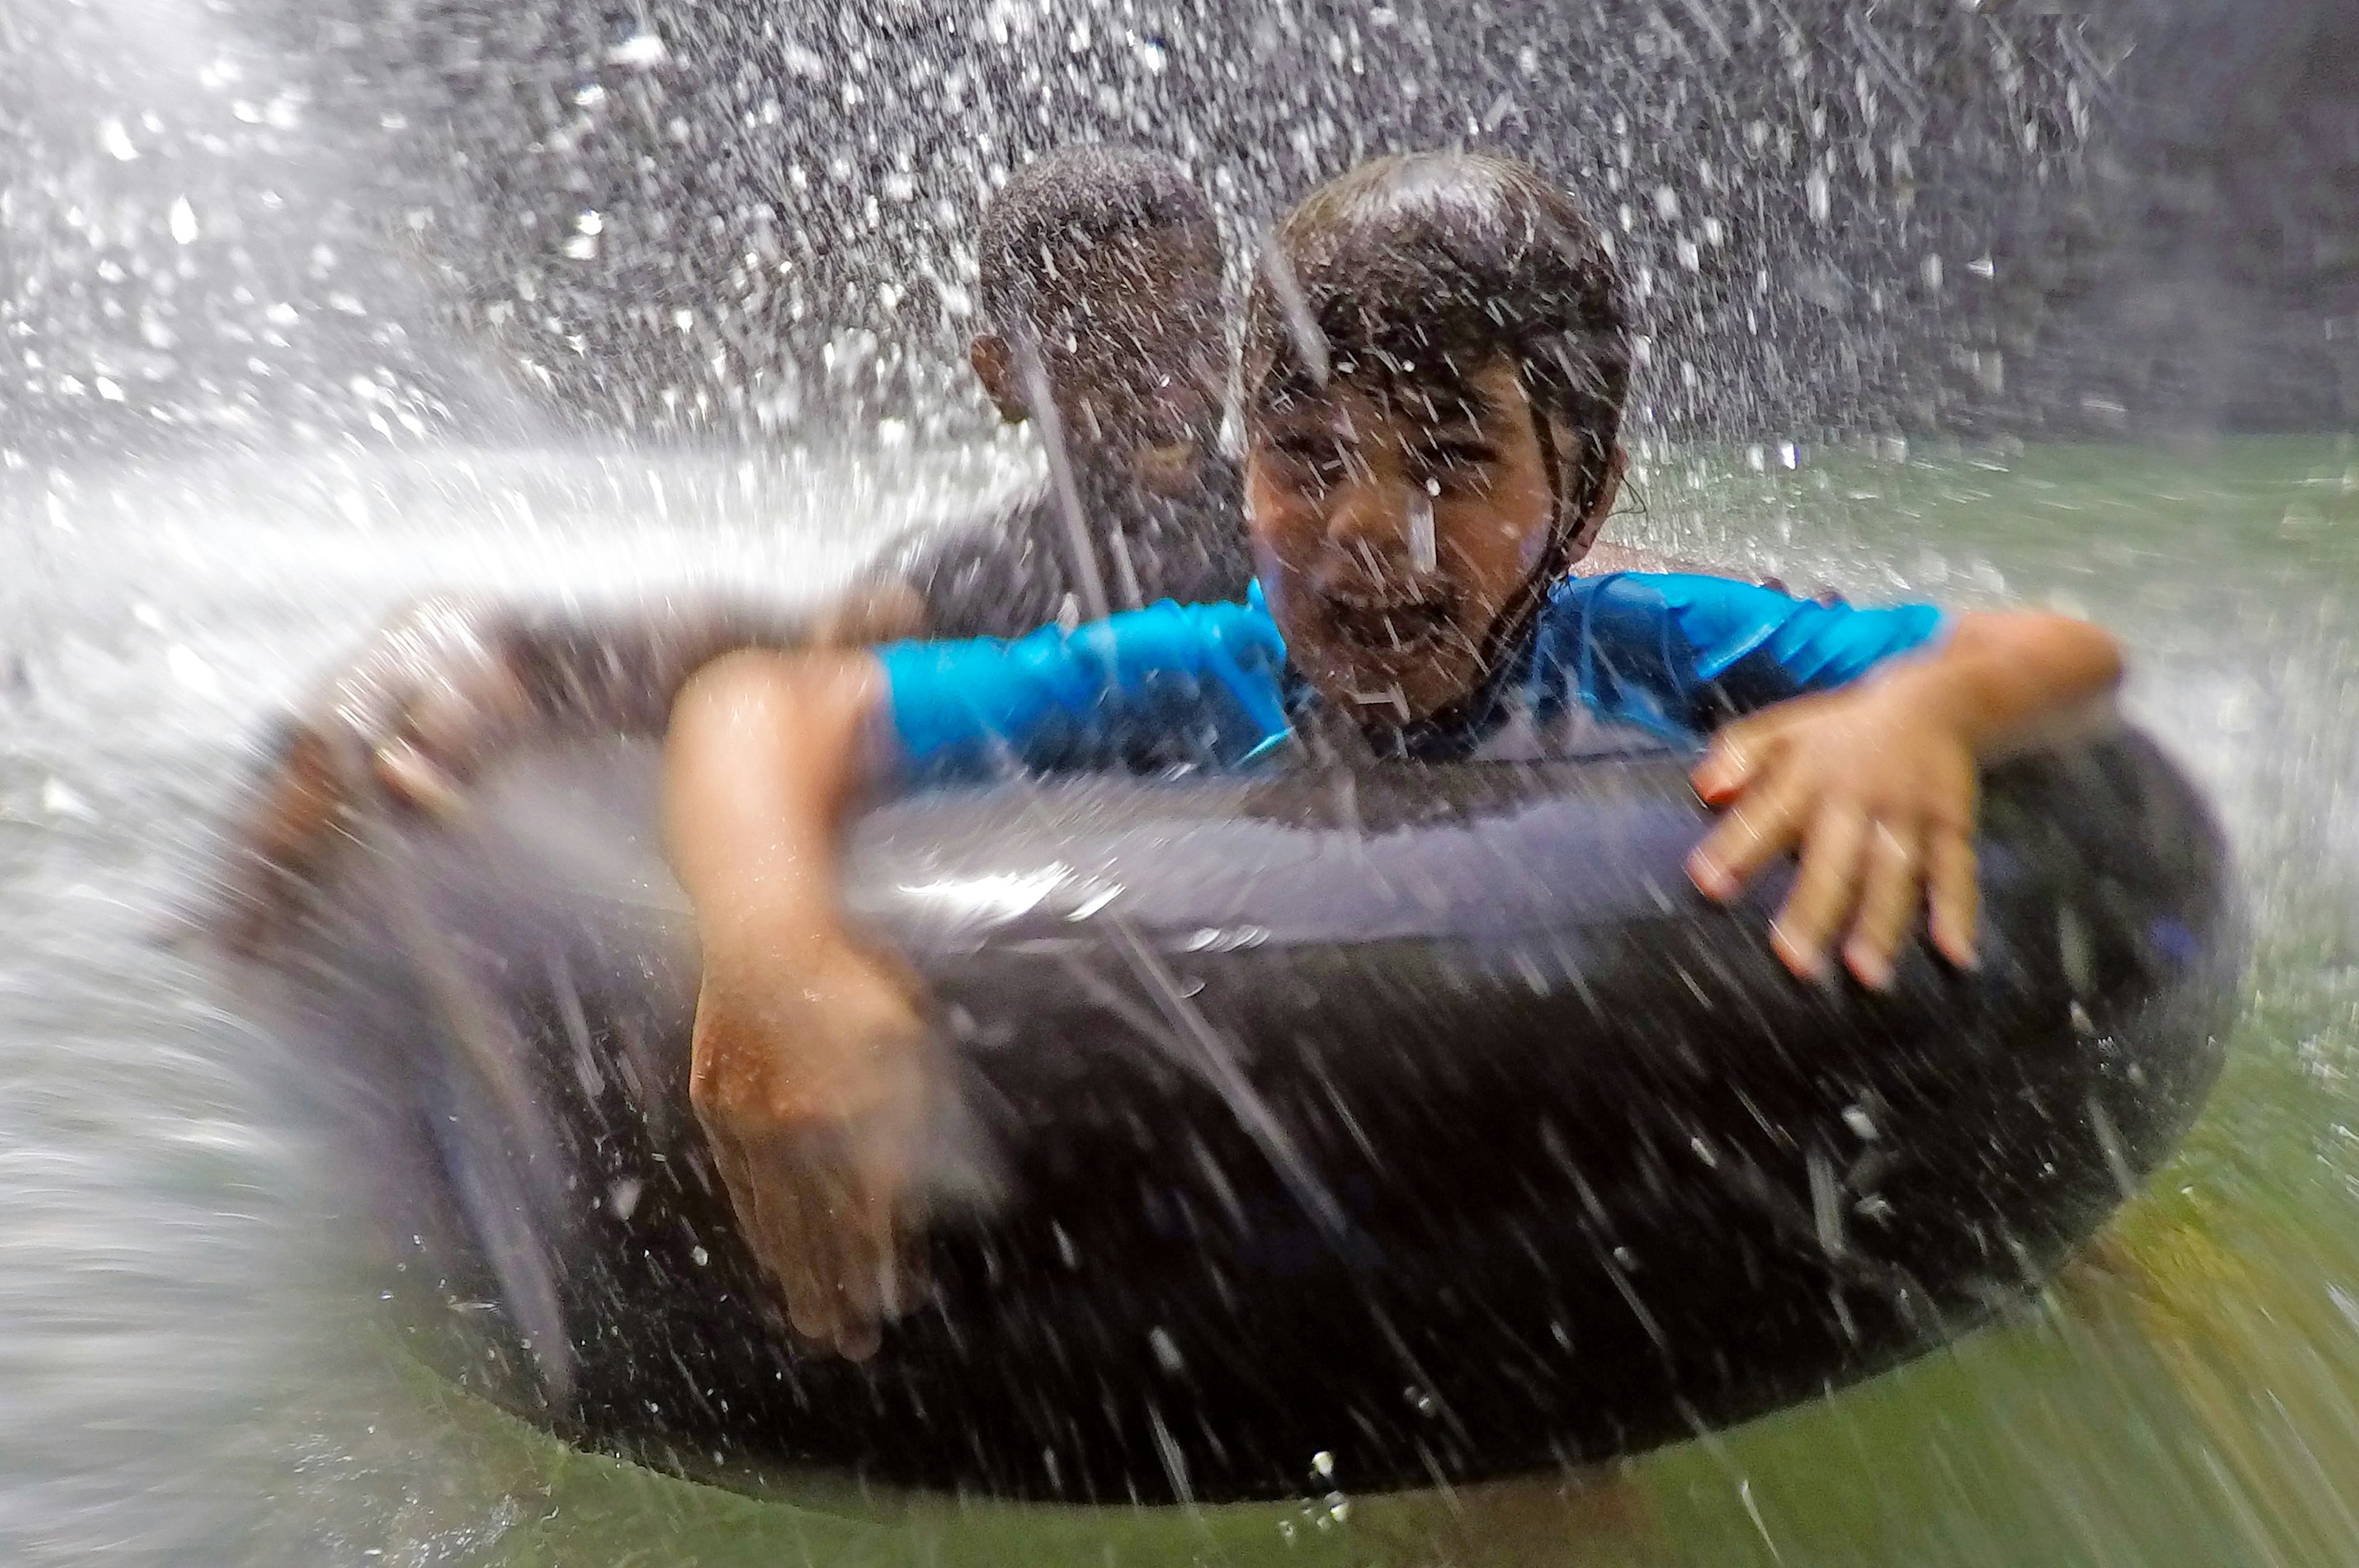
[1562,442,1628,560]
[968,335,1030,424]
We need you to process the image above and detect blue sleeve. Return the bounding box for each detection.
[1531,572,1947,740]
[875,596,1290,781]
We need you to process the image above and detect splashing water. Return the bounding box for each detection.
[4,0,2358,1563]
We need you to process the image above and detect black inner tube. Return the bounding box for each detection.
[240,728,2238,1505]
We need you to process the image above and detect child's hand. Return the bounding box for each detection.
[220,597,534,954]
[222,586,927,958]
[689,928,933,1359]
[1684,675,1981,988]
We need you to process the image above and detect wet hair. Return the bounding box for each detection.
[976,145,1221,337]
[1243,152,1631,539]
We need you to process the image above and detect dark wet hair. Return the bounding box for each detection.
[976,145,1220,336]
[1243,152,1631,535]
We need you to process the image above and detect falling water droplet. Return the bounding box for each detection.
[41,779,96,822]
[166,646,221,700]
[606,31,667,68]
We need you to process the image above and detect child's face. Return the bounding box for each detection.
[978,232,1226,497]
[1245,359,1558,722]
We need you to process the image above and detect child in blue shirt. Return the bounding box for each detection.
[662,153,2124,1357]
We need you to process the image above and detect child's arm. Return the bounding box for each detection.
[223,582,923,954]
[664,647,926,1360]
[661,599,1284,1355]
[1684,609,2122,988]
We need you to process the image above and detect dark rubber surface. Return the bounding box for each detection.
[239,730,2237,1503]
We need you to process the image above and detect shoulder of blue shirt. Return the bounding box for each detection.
[876,571,1947,772]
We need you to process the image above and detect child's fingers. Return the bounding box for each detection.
[395,656,536,791]
[802,1158,881,1360]
[1771,805,1868,980]
[1687,763,1812,901]
[1926,830,1981,969]
[703,1120,755,1214]
[1691,698,1836,804]
[818,1172,883,1359]
[724,1132,837,1346]
[839,1083,928,1351]
[219,724,357,954]
[829,1187,895,1362]
[745,1126,901,1360]
[727,1134,793,1289]
[754,1144,842,1351]
[1690,731,1764,807]
[1842,819,1924,991]
[372,741,469,822]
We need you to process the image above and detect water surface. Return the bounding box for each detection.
[5,435,2355,1566]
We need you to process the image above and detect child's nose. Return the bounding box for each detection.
[1320,467,1420,577]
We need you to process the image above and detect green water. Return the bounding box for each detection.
[157,439,2359,1565]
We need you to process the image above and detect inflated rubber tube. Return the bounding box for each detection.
[237,727,2237,1505]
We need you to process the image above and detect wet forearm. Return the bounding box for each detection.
[1882,610,2123,759]
[663,649,891,959]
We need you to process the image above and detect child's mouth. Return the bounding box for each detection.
[1325,595,1451,655]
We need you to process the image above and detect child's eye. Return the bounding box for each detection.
[1418,439,1497,490]
[1429,438,1496,466]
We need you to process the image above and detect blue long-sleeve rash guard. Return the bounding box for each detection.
[876,572,1946,781]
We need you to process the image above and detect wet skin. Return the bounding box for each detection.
[967,230,1228,499]
[1243,361,1575,724]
